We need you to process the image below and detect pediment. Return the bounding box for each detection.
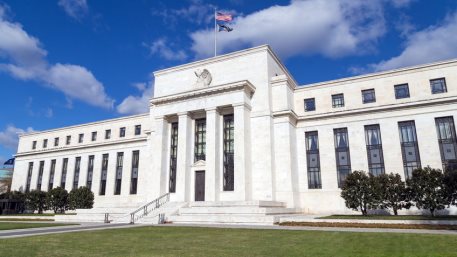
[192,160,206,167]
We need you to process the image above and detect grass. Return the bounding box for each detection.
[1,226,457,257]
[280,222,457,230]
[318,215,457,220]
[0,213,55,216]
[0,222,72,231]
[0,218,54,222]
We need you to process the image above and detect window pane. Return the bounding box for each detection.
[334,128,351,187]
[304,98,316,112]
[435,117,457,170]
[431,78,447,94]
[306,131,321,189]
[364,125,385,175]
[395,84,410,99]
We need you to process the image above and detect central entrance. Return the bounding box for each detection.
[195,170,205,201]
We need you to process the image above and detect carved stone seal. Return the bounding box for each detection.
[194,69,212,88]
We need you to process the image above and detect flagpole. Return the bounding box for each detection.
[214,8,217,57]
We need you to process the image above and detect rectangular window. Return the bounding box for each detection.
[37,161,44,191]
[114,152,123,195]
[78,133,84,143]
[73,157,81,190]
[194,119,206,161]
[135,125,141,135]
[130,150,140,194]
[54,137,59,147]
[26,162,33,193]
[32,141,37,150]
[306,131,322,189]
[119,127,126,137]
[100,154,108,195]
[48,159,56,191]
[362,89,376,103]
[365,125,385,176]
[334,128,351,188]
[431,78,447,94]
[86,155,94,190]
[43,139,48,149]
[395,84,410,99]
[435,117,457,170]
[169,123,178,193]
[105,129,111,139]
[61,158,68,189]
[304,98,316,112]
[223,114,235,191]
[92,132,97,141]
[66,135,71,145]
[332,94,345,108]
[398,121,421,179]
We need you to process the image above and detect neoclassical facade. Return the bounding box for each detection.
[11,45,457,216]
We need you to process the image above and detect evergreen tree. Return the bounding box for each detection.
[69,187,94,210]
[377,173,411,215]
[46,187,69,213]
[341,171,380,215]
[443,168,457,206]
[26,190,47,214]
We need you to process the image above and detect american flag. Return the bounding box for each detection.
[216,12,233,22]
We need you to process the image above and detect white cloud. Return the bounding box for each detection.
[370,11,457,71]
[0,4,113,109]
[389,0,414,8]
[190,0,387,59]
[0,125,34,151]
[117,81,154,115]
[153,0,216,26]
[58,0,89,20]
[144,38,188,61]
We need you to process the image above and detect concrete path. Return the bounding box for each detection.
[0,222,140,239]
[156,223,457,235]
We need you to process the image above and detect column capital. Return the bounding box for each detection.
[232,102,252,111]
[177,111,190,117]
[205,107,219,113]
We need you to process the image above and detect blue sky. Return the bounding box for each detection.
[1,0,457,163]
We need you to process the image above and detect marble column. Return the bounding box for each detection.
[233,103,252,201]
[205,107,221,201]
[175,112,193,202]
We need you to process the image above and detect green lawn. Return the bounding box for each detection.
[318,215,457,220]
[1,226,457,257]
[0,213,55,216]
[0,222,72,231]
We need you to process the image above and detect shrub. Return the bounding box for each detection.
[407,167,449,217]
[26,190,47,214]
[46,187,69,213]
[377,173,411,215]
[69,187,94,210]
[341,171,380,215]
[443,168,457,206]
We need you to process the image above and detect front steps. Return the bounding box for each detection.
[168,201,302,225]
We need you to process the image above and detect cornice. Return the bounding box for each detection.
[150,80,256,106]
[15,137,147,158]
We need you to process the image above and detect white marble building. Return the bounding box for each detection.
[10,45,457,220]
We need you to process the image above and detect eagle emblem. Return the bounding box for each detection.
[194,69,212,88]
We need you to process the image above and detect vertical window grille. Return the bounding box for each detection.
[37,161,44,190]
[114,152,123,195]
[435,117,457,171]
[332,94,345,108]
[365,125,385,176]
[100,154,108,195]
[430,78,447,94]
[73,157,81,190]
[334,128,351,188]
[61,158,68,189]
[398,121,421,179]
[26,162,33,192]
[169,123,178,193]
[223,114,235,191]
[194,118,206,161]
[48,159,56,190]
[306,131,322,189]
[130,150,140,194]
[86,155,94,190]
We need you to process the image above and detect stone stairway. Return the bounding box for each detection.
[167,201,302,225]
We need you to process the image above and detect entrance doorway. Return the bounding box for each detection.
[195,170,205,201]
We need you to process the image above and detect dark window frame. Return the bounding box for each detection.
[120,127,126,138]
[334,128,351,188]
[398,121,421,179]
[130,150,140,194]
[365,124,385,176]
[66,135,71,145]
[48,159,56,191]
[430,78,447,94]
[86,155,94,190]
[32,141,37,150]
[394,84,410,99]
[54,137,59,147]
[169,123,178,193]
[435,116,457,171]
[223,114,235,191]
[43,139,48,149]
[99,154,108,195]
[61,158,68,189]
[332,94,345,108]
[73,157,81,190]
[362,89,376,104]
[26,162,33,193]
[91,132,97,141]
[78,133,84,143]
[194,118,206,162]
[306,131,322,189]
[37,161,44,191]
[135,125,141,135]
[304,98,316,112]
[114,152,123,195]
[105,129,111,140]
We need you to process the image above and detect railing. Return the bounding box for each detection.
[129,193,170,224]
